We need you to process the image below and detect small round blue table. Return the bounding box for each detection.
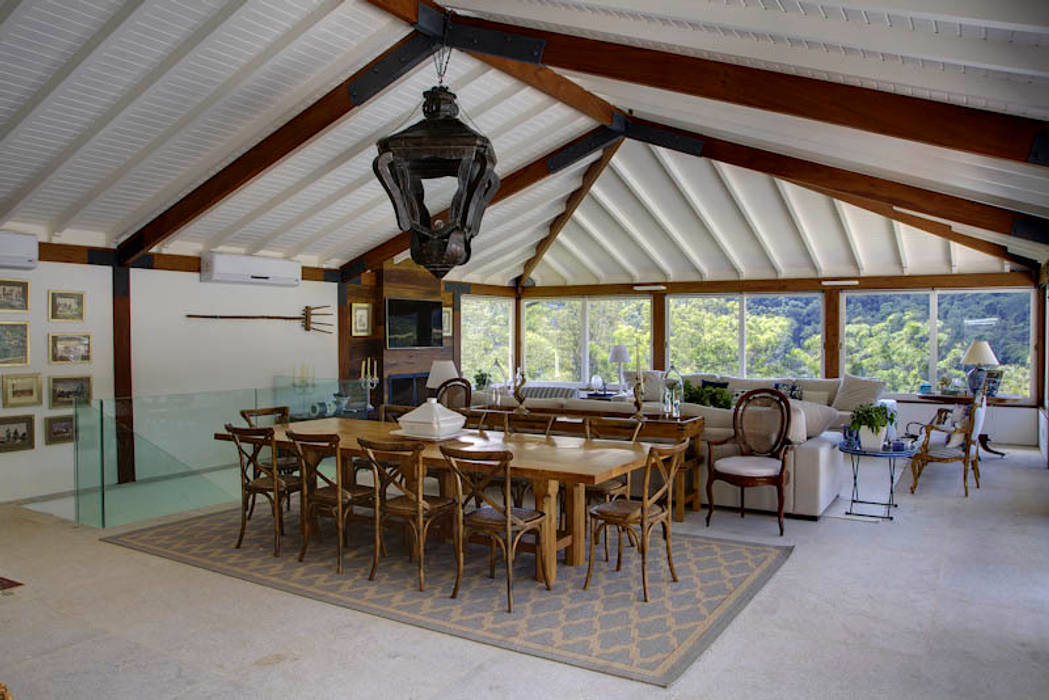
[837,442,917,520]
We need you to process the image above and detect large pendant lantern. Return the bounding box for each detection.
[373,84,499,278]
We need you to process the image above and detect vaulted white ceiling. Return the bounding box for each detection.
[1,0,1046,284]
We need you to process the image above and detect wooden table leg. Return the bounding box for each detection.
[563,483,586,566]
[673,471,686,522]
[530,478,558,586]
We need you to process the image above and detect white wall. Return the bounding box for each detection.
[1,262,114,501]
[131,269,337,395]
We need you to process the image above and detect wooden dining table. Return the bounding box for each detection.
[215,417,661,584]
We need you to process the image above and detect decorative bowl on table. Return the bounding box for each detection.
[396,398,466,438]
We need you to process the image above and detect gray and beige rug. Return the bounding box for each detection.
[104,508,791,686]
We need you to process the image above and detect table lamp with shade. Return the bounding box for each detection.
[609,344,630,390]
[426,359,460,395]
[961,340,998,394]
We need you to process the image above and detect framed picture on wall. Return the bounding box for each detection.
[48,333,91,364]
[48,290,84,322]
[0,321,29,366]
[442,307,452,337]
[44,415,75,445]
[351,303,372,337]
[0,279,29,312]
[49,375,92,409]
[0,414,34,453]
[2,372,42,407]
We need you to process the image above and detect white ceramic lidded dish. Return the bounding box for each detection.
[396,398,466,438]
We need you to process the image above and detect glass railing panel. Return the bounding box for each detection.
[73,399,103,527]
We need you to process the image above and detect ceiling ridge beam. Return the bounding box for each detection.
[0,0,253,225]
[0,0,147,148]
[831,200,866,275]
[440,10,1049,166]
[630,116,1049,244]
[709,161,783,277]
[608,157,708,280]
[338,124,620,279]
[115,30,439,266]
[790,180,1038,268]
[772,179,823,277]
[516,138,622,290]
[650,147,744,278]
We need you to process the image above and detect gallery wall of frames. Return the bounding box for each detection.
[1,262,114,502]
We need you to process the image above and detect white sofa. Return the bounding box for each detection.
[474,372,892,519]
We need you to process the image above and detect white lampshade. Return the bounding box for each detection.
[608,344,630,363]
[962,340,999,367]
[426,360,460,389]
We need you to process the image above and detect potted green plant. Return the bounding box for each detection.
[473,369,491,391]
[849,402,896,451]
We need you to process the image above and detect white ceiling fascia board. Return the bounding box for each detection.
[891,219,909,274]
[649,147,745,278]
[709,161,783,277]
[570,210,641,283]
[105,18,411,245]
[947,240,958,273]
[0,0,147,148]
[890,205,1049,261]
[451,0,1049,79]
[608,157,708,280]
[773,178,823,277]
[240,67,500,255]
[831,199,866,274]
[837,0,1049,32]
[567,75,1049,214]
[0,0,253,225]
[589,185,673,281]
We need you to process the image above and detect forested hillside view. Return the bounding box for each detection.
[461,290,1032,396]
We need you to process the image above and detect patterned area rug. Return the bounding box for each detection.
[0,576,22,591]
[104,508,791,686]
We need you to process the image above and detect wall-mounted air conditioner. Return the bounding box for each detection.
[0,230,38,269]
[200,252,301,287]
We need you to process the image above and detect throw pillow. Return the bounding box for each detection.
[831,373,887,411]
[793,399,840,438]
[701,379,729,389]
[773,381,802,399]
[641,370,664,402]
[803,390,831,405]
[945,405,970,448]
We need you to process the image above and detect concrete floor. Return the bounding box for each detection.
[2,447,1048,699]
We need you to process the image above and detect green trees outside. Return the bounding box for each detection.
[463,289,1033,397]
[460,296,513,386]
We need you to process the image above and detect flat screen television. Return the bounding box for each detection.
[386,298,443,349]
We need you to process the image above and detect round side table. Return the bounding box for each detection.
[838,442,917,520]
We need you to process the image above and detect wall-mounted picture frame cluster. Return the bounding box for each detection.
[0,279,29,312]
[48,333,91,364]
[49,375,92,409]
[351,302,372,337]
[2,372,41,407]
[49,290,84,322]
[0,321,29,366]
[0,414,34,453]
[44,414,74,445]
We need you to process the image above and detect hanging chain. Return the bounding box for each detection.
[431,16,452,85]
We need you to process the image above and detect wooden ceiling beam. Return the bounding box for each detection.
[339,124,621,279]
[115,30,438,266]
[517,138,622,291]
[624,116,1048,244]
[793,181,1040,269]
[445,11,1049,167]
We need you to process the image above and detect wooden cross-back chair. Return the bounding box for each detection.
[226,424,302,557]
[582,417,639,559]
[705,388,793,535]
[910,392,986,497]
[436,377,472,410]
[439,445,551,613]
[240,406,298,516]
[287,431,379,576]
[358,437,455,591]
[583,440,689,602]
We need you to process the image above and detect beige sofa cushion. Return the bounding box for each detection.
[792,399,840,438]
[832,373,887,411]
[521,397,566,410]
[641,370,665,401]
[680,402,732,428]
[793,377,841,405]
[563,398,636,414]
[723,376,778,395]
